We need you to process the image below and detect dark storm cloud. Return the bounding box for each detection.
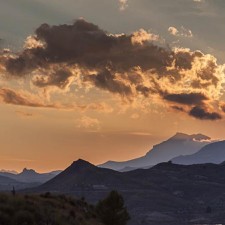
[189,106,222,121]
[163,93,208,105]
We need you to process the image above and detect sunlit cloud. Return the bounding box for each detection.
[119,0,128,11]
[131,29,160,45]
[0,87,113,113]
[0,19,225,120]
[168,26,193,38]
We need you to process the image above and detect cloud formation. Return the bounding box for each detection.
[164,93,208,106]
[0,88,56,108]
[1,19,225,120]
[189,106,222,120]
[119,0,128,11]
[168,26,193,38]
[0,87,113,113]
[76,116,100,130]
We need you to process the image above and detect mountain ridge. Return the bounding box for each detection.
[172,140,225,165]
[0,168,62,184]
[29,158,225,225]
[99,132,211,170]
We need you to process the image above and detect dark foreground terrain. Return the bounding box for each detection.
[30,160,225,225]
[0,193,102,225]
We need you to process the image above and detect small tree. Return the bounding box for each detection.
[96,190,130,225]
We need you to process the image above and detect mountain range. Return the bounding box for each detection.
[99,132,212,171]
[0,168,62,184]
[172,140,225,165]
[30,159,225,225]
[0,132,224,224]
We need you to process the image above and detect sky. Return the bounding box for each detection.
[0,0,225,172]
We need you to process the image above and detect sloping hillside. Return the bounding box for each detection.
[34,159,225,225]
[0,175,37,191]
[38,159,138,192]
[0,193,102,225]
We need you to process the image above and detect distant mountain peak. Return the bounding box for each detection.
[172,132,210,142]
[172,132,190,139]
[69,159,95,170]
[21,168,37,175]
[100,132,211,171]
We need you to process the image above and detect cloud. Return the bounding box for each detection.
[168,26,193,38]
[76,116,101,130]
[15,111,34,117]
[1,19,225,120]
[171,105,185,112]
[78,102,113,113]
[189,106,222,120]
[0,87,113,113]
[32,67,75,90]
[119,0,128,11]
[127,132,152,136]
[0,88,56,108]
[163,93,208,105]
[131,29,160,45]
[168,27,179,36]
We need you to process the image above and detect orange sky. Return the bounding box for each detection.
[1,0,225,172]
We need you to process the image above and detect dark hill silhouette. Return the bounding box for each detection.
[38,159,138,192]
[32,159,225,224]
[99,132,211,170]
[172,140,225,165]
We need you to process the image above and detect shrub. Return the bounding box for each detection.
[96,190,130,225]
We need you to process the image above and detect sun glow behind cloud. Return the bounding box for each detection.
[0,19,224,121]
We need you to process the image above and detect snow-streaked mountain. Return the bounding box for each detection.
[99,133,212,171]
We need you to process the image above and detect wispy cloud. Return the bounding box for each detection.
[76,116,101,130]
[127,132,152,136]
[15,110,34,117]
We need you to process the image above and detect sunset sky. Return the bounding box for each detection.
[1,0,225,172]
